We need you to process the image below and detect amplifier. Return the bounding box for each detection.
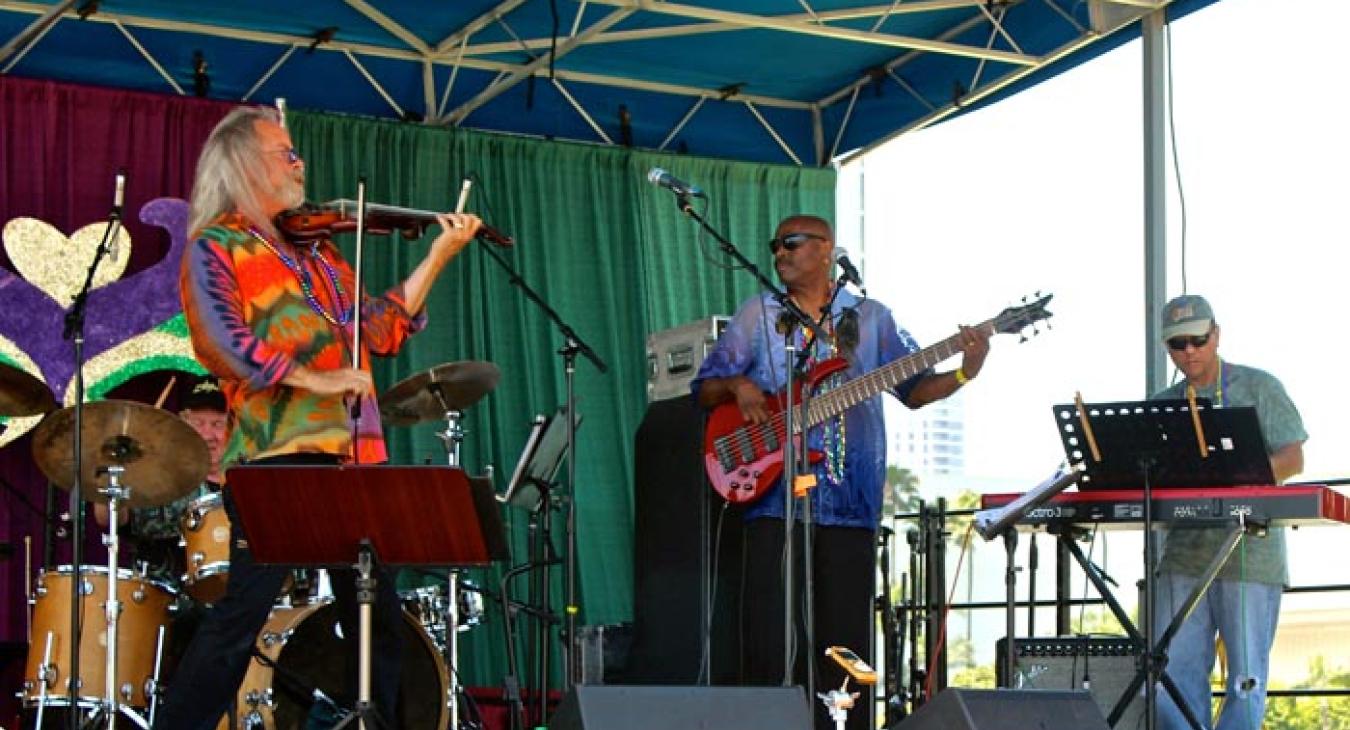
[995,637,1143,729]
[577,623,633,685]
[645,316,730,402]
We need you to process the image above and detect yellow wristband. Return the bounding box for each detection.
[954,367,969,386]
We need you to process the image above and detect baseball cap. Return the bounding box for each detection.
[1160,294,1215,341]
[181,374,226,412]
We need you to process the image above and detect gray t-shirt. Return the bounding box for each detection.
[1151,361,1307,585]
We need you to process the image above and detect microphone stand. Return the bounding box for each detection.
[787,276,846,707]
[60,184,122,730]
[660,193,824,690]
[477,241,606,723]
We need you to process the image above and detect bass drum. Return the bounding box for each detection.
[223,600,448,730]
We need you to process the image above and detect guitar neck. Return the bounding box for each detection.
[801,318,997,429]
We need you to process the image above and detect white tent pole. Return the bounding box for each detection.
[242,45,298,102]
[113,20,184,95]
[0,0,72,66]
[659,97,706,151]
[1142,9,1168,395]
[744,101,802,166]
[552,78,614,144]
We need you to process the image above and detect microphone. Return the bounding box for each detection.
[112,169,126,215]
[646,167,705,198]
[109,168,126,260]
[834,247,864,292]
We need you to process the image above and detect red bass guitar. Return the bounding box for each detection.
[702,294,1054,504]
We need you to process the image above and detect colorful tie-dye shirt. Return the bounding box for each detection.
[181,212,425,466]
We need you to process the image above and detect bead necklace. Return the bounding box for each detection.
[793,299,847,486]
[247,226,352,327]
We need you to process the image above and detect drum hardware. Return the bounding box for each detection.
[32,632,55,729]
[100,464,129,727]
[27,399,203,730]
[435,410,466,468]
[147,624,166,727]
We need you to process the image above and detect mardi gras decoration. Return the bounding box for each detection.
[0,198,204,447]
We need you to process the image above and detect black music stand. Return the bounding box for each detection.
[227,465,509,729]
[497,408,582,729]
[1053,399,1273,490]
[1048,399,1272,730]
[501,406,582,512]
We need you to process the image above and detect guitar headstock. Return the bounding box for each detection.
[994,292,1054,341]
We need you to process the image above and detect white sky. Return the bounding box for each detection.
[837,0,1350,670]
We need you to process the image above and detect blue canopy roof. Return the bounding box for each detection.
[0,0,1218,164]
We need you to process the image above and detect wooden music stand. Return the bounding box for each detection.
[226,465,509,729]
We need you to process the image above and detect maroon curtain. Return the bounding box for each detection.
[0,76,236,645]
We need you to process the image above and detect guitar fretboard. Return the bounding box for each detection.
[796,318,1000,430]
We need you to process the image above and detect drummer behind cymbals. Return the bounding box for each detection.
[93,374,228,585]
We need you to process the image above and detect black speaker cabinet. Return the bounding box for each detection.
[629,395,744,684]
[898,688,1110,730]
[996,636,1144,729]
[551,685,811,730]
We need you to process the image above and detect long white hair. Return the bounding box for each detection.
[188,106,285,241]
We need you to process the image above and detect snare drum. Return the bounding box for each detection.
[401,581,485,653]
[22,566,174,709]
[180,492,231,603]
[222,600,449,729]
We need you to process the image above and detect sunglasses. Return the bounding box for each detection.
[768,232,826,254]
[1167,331,1213,351]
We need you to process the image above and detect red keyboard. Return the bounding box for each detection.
[979,484,1350,529]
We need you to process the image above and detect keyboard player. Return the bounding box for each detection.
[1151,294,1307,730]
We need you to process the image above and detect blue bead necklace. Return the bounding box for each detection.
[247,226,352,327]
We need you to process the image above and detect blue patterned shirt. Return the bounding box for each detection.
[691,288,925,528]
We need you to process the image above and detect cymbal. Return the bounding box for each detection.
[0,362,55,417]
[380,361,501,426]
[31,400,209,509]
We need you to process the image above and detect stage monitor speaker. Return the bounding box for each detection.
[995,636,1144,729]
[550,685,811,730]
[629,395,744,685]
[897,688,1109,730]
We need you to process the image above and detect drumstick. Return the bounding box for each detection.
[1075,391,1102,463]
[275,97,287,129]
[1186,384,1208,458]
[154,375,177,410]
[455,178,472,214]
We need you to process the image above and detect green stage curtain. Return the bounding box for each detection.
[289,109,835,687]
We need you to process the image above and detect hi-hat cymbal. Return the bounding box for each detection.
[0,362,56,417]
[380,361,501,426]
[31,400,209,508]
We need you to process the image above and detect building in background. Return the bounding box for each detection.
[885,391,966,481]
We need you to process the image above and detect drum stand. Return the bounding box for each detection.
[436,409,466,468]
[86,465,164,730]
[434,414,470,729]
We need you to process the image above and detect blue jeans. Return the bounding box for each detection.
[1152,572,1282,730]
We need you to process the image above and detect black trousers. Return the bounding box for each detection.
[154,454,405,730]
[742,518,876,730]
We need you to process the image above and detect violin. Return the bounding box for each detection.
[278,200,514,247]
